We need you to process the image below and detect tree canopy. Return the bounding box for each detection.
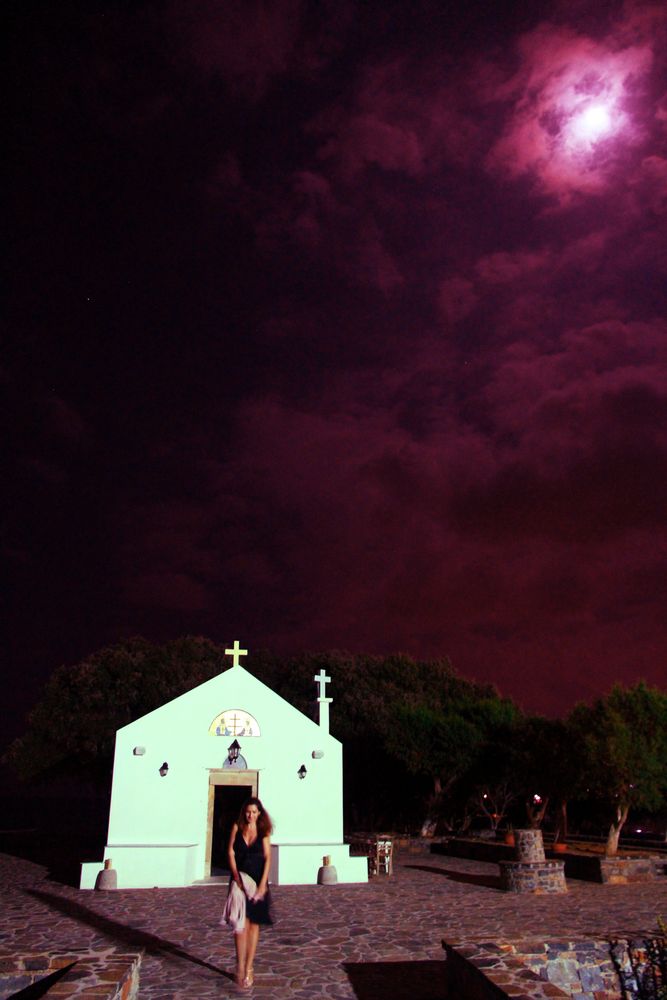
[5,636,227,782]
[568,681,667,854]
[7,638,667,841]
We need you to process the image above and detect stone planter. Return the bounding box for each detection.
[94,858,117,891]
[499,829,567,894]
[317,855,338,885]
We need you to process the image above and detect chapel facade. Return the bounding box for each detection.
[80,644,367,888]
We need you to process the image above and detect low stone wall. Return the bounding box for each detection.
[442,936,622,999]
[431,838,516,864]
[598,856,661,883]
[433,839,666,884]
[0,947,142,999]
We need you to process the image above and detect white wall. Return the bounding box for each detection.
[106,665,343,878]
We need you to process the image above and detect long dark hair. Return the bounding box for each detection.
[238,796,273,837]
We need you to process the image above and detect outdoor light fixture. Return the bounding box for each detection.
[311,750,324,759]
[133,747,146,756]
[298,764,307,779]
[159,762,169,777]
[228,739,241,764]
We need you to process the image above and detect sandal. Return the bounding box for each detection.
[242,967,254,988]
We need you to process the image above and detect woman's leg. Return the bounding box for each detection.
[234,926,248,984]
[244,921,260,984]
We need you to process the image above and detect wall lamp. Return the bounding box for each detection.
[227,739,241,765]
[298,764,307,780]
[159,762,169,777]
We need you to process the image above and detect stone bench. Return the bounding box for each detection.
[0,947,142,999]
[442,936,622,999]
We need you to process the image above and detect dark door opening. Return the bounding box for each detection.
[211,784,252,873]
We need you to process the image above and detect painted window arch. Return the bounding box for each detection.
[209,709,260,737]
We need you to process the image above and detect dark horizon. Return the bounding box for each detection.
[6,0,667,747]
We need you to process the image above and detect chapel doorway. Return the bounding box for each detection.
[206,770,258,876]
[211,784,251,872]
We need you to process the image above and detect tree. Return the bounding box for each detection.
[568,682,667,855]
[385,689,522,834]
[250,651,509,829]
[5,636,227,783]
[511,716,586,835]
[475,782,516,833]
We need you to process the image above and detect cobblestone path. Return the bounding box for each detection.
[1,850,665,998]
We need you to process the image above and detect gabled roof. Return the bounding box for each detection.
[119,663,337,743]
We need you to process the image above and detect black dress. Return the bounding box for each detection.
[233,829,273,925]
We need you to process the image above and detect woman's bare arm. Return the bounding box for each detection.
[227,823,244,889]
[255,836,271,898]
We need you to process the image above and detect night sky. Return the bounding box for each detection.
[5,0,667,740]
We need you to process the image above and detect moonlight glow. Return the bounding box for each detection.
[562,94,628,162]
[573,104,613,141]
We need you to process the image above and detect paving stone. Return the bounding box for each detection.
[1,848,665,998]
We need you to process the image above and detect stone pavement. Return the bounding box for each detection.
[1,849,665,999]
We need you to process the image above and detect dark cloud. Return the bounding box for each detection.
[168,0,304,97]
[6,0,667,729]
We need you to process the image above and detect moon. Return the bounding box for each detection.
[562,96,625,160]
[573,104,612,141]
[570,103,614,143]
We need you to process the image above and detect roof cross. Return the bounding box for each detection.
[225,640,248,669]
[314,668,332,701]
[314,668,332,734]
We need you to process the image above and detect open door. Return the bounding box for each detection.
[205,770,258,876]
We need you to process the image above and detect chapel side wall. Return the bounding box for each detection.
[257,735,343,845]
[107,720,209,846]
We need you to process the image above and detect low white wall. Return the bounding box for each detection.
[80,860,105,889]
[271,843,368,885]
[80,844,199,889]
[82,842,368,888]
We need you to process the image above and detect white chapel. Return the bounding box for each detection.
[80,643,367,889]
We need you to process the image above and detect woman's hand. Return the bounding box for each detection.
[252,885,266,901]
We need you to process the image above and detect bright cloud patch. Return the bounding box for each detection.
[568,103,614,145]
[486,22,653,196]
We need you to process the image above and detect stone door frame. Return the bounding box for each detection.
[205,769,259,876]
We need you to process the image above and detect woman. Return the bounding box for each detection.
[227,797,273,988]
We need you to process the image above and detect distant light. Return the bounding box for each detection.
[533,793,542,804]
